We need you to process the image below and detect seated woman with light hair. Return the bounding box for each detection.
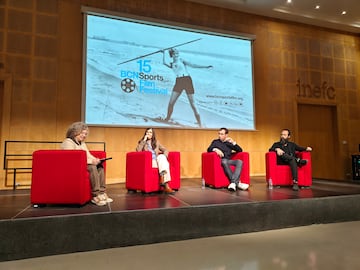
[61,121,113,206]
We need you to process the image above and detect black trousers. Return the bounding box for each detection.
[280,153,298,183]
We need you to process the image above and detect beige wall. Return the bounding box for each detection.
[0,0,359,189]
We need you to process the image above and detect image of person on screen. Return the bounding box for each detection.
[61,121,113,206]
[207,127,249,191]
[136,128,175,194]
[161,48,212,127]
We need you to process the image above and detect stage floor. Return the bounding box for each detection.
[2,220,360,269]
[2,176,360,221]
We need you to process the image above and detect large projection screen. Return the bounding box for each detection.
[83,10,255,130]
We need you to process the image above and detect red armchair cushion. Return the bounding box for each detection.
[31,150,106,205]
[265,151,312,187]
[126,151,180,193]
[201,152,250,188]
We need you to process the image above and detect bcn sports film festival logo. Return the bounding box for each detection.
[119,59,168,95]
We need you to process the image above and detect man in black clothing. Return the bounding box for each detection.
[207,127,248,191]
[269,128,312,191]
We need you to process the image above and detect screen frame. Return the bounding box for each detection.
[81,6,257,130]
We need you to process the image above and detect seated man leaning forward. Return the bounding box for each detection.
[207,127,249,191]
[269,128,312,191]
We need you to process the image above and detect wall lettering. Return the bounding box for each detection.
[296,79,336,100]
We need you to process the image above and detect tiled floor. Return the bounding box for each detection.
[1,177,360,221]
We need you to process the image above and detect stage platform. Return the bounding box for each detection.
[1,177,360,262]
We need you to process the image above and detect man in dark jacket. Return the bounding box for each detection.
[207,127,248,191]
[269,128,312,191]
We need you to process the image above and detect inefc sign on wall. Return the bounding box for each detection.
[296,79,336,100]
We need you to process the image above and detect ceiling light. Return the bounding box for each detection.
[315,5,320,9]
[341,11,347,15]
[286,0,292,4]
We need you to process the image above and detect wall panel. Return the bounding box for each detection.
[0,0,359,189]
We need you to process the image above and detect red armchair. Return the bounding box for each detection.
[126,151,180,193]
[31,150,106,205]
[265,151,312,187]
[201,152,250,188]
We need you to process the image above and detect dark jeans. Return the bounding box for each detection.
[221,158,243,184]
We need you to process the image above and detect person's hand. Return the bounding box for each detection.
[93,158,100,165]
[275,148,285,156]
[213,148,224,158]
[143,134,148,141]
[225,137,236,145]
[306,146,312,151]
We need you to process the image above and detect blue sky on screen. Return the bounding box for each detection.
[88,15,251,59]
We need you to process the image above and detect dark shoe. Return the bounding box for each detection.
[292,183,299,191]
[164,185,175,194]
[296,158,307,166]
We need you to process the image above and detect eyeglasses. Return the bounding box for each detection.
[218,132,226,135]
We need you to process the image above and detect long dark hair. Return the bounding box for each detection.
[141,128,157,149]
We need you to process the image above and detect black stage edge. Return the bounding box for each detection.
[2,194,360,261]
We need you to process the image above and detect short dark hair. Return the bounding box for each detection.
[219,127,229,134]
[282,128,291,136]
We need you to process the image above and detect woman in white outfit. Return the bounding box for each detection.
[136,128,175,194]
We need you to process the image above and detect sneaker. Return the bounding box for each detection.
[99,193,113,203]
[296,158,307,166]
[238,182,249,191]
[91,196,107,206]
[227,182,236,191]
[292,183,299,191]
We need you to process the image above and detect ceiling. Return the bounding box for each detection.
[186,0,360,34]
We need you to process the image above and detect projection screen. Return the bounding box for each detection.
[82,10,255,130]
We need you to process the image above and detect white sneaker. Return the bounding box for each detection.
[238,182,249,191]
[91,196,107,206]
[227,182,236,191]
[99,193,113,203]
